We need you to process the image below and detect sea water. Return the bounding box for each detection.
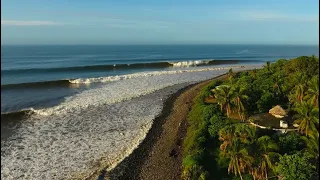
[1,44,318,179]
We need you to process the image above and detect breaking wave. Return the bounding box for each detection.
[1,64,263,180]
[2,59,258,76]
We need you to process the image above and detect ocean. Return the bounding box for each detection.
[2,44,318,113]
[1,44,318,179]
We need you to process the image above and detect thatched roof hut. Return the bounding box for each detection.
[269,105,287,118]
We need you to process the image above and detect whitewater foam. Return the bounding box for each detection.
[1,64,263,179]
[169,60,211,67]
[69,65,237,84]
[36,65,245,116]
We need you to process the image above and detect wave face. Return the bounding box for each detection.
[1,59,257,76]
[168,59,240,67]
[2,44,318,87]
[1,59,258,89]
[1,62,170,75]
[1,61,148,75]
[1,80,71,90]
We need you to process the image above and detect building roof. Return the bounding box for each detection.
[269,105,287,116]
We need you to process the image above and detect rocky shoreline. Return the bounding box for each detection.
[96,75,226,180]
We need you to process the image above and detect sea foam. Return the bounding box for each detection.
[169,60,210,67]
[69,65,235,84]
[1,64,262,180]
[36,66,243,116]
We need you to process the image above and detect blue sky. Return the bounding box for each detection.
[1,0,319,45]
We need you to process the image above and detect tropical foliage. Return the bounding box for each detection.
[293,102,319,137]
[182,56,319,180]
[276,152,317,180]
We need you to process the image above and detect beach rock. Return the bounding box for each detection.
[169,149,178,158]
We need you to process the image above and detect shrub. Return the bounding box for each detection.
[276,152,316,180]
[257,91,276,112]
[208,114,226,138]
[277,131,305,154]
[182,164,208,180]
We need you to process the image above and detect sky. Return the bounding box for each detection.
[1,0,319,45]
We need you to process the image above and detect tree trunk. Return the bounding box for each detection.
[237,98,243,121]
[239,171,243,180]
[226,104,231,117]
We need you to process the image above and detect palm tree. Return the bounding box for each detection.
[219,125,257,179]
[302,136,319,161]
[305,77,319,107]
[289,83,306,105]
[213,85,234,117]
[251,136,279,180]
[219,124,256,152]
[272,73,284,96]
[293,102,319,137]
[288,73,308,106]
[264,61,271,72]
[228,68,234,80]
[219,125,236,152]
[232,86,248,121]
[235,124,256,144]
[224,140,253,180]
[302,136,319,171]
[249,69,257,79]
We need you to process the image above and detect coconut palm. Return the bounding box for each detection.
[288,73,308,106]
[228,68,234,80]
[219,125,236,152]
[224,140,253,180]
[232,86,248,121]
[311,54,318,61]
[289,83,306,105]
[302,136,319,162]
[249,69,257,79]
[235,124,256,144]
[305,77,319,107]
[213,85,234,117]
[251,136,279,180]
[272,73,284,96]
[219,124,256,152]
[293,102,319,137]
[264,61,271,73]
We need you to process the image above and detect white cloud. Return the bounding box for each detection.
[83,18,173,29]
[233,11,319,22]
[1,20,62,26]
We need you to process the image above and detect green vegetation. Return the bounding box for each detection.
[276,152,316,180]
[182,56,319,180]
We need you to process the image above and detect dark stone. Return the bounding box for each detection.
[169,149,178,158]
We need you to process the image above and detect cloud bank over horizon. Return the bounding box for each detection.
[1,20,62,26]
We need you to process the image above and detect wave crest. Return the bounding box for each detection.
[68,66,240,84]
[169,60,211,67]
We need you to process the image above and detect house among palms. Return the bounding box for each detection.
[269,105,288,128]
[269,105,287,118]
[279,120,288,128]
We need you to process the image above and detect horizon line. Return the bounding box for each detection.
[1,43,319,46]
